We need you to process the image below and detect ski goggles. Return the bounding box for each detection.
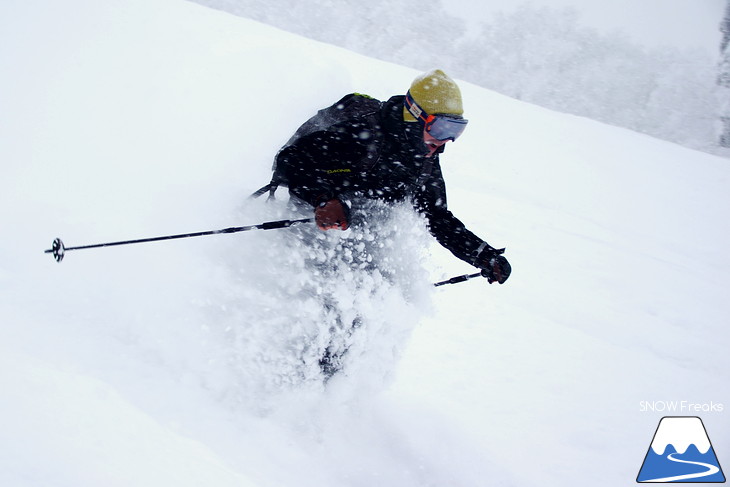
[405,90,468,141]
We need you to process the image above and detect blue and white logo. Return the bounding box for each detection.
[637,416,725,483]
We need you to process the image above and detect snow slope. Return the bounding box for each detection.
[1,0,729,486]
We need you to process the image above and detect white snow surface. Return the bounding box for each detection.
[1,1,729,486]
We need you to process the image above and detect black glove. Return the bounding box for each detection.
[475,246,511,284]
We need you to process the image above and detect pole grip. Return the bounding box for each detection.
[261,219,301,230]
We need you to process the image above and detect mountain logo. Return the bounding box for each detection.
[637,416,725,483]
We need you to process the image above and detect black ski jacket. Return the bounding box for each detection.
[275,95,495,266]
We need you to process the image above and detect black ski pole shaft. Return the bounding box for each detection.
[433,272,484,287]
[45,218,313,262]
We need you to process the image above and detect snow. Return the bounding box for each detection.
[1,0,729,486]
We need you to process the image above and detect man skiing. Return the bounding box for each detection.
[273,69,511,284]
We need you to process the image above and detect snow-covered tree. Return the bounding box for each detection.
[456,6,717,152]
[717,0,730,147]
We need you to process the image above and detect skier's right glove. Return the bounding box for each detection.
[314,198,350,231]
[474,246,511,284]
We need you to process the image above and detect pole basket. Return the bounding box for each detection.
[50,238,65,262]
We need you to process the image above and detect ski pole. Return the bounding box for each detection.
[44,218,314,262]
[433,271,485,287]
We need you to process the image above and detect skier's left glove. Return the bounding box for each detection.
[474,246,511,284]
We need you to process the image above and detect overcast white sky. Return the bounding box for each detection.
[452,0,726,55]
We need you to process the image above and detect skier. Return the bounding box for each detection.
[274,69,511,284]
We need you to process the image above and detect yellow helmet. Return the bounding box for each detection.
[403,69,464,122]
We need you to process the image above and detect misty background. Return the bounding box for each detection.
[188,0,729,157]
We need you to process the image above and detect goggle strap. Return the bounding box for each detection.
[405,91,431,125]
